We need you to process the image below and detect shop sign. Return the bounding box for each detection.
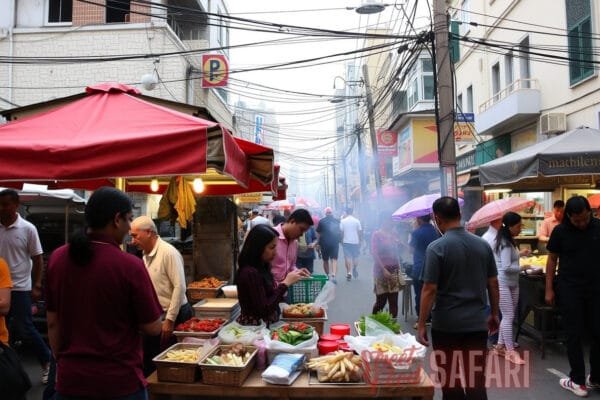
[397,126,412,170]
[457,151,476,172]
[456,113,475,123]
[235,193,263,203]
[376,129,398,156]
[201,54,229,88]
[454,122,476,143]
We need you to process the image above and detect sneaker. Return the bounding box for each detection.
[560,378,588,397]
[346,273,352,281]
[586,375,600,390]
[352,266,358,279]
[41,365,50,385]
[413,322,418,330]
[505,350,526,365]
[514,342,520,349]
[329,275,337,284]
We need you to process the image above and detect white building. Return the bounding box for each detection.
[233,99,280,155]
[451,0,599,161]
[450,0,600,222]
[0,0,233,129]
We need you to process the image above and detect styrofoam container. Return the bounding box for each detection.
[221,285,238,298]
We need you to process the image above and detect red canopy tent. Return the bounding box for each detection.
[0,83,282,196]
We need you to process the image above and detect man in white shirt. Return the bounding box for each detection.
[130,216,192,376]
[0,189,50,383]
[244,209,271,241]
[340,207,362,281]
[482,218,502,267]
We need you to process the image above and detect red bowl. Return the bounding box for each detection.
[318,340,339,355]
[330,323,351,336]
[320,333,342,342]
[337,340,352,351]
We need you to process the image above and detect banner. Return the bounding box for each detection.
[201,54,229,88]
[376,129,398,156]
[453,122,476,143]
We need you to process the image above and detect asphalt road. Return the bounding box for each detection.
[19,253,600,399]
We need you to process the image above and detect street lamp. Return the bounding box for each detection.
[352,1,389,15]
[330,76,363,104]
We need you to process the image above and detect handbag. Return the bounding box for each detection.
[0,341,32,399]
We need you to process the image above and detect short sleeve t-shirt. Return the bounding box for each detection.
[340,216,362,244]
[0,258,12,345]
[546,218,600,286]
[422,227,498,333]
[46,234,162,398]
[316,216,341,246]
[0,214,43,291]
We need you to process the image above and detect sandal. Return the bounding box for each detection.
[505,350,526,365]
[492,344,506,356]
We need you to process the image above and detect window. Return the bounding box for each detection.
[106,0,130,23]
[505,52,514,87]
[466,85,473,113]
[457,93,463,112]
[519,37,531,88]
[48,0,72,23]
[407,77,419,109]
[422,59,433,72]
[460,0,470,35]
[422,76,434,100]
[566,0,594,85]
[492,62,501,100]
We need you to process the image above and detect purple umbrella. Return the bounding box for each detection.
[392,193,464,220]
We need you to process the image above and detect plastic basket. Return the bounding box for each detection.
[287,275,328,304]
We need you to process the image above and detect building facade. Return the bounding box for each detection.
[0,0,233,129]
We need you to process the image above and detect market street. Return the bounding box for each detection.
[19,252,596,400]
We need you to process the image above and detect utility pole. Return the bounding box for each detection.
[355,125,368,212]
[332,148,338,210]
[361,64,383,203]
[432,0,457,198]
[325,156,330,206]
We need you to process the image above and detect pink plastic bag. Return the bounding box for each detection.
[253,339,267,370]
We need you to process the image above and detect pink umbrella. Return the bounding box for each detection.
[293,196,320,208]
[266,199,294,210]
[467,197,534,229]
[392,194,464,220]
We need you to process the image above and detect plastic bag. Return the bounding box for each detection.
[344,333,427,360]
[312,281,336,311]
[263,322,319,352]
[261,353,305,385]
[253,339,267,370]
[218,321,269,345]
[365,315,396,337]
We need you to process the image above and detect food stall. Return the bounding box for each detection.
[146,276,434,400]
[476,129,600,355]
[0,83,283,282]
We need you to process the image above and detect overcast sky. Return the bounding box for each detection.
[225,1,400,197]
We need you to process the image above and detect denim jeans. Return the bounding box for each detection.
[8,290,51,365]
[56,387,148,400]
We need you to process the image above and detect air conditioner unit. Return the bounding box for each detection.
[540,113,566,135]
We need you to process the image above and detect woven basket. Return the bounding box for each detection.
[153,343,203,383]
[199,345,257,386]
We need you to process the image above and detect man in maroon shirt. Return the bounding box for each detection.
[46,187,162,399]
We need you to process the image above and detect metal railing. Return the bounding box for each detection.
[478,78,538,113]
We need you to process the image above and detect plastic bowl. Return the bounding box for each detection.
[221,285,238,298]
[330,323,351,336]
[318,340,339,355]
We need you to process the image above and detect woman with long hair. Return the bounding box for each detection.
[235,224,309,326]
[492,211,527,364]
[371,213,404,318]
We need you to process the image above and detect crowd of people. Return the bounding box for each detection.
[3,187,600,400]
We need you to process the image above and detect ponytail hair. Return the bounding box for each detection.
[494,211,521,253]
[69,187,133,266]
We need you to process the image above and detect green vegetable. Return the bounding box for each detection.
[358,311,401,334]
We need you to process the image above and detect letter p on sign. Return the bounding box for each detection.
[201,54,229,88]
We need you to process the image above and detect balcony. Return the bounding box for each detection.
[475,79,541,136]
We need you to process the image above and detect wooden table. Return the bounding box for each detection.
[148,369,434,400]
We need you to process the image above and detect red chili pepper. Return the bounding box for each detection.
[272,331,280,340]
[282,324,290,332]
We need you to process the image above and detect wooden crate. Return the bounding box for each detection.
[186,281,226,302]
